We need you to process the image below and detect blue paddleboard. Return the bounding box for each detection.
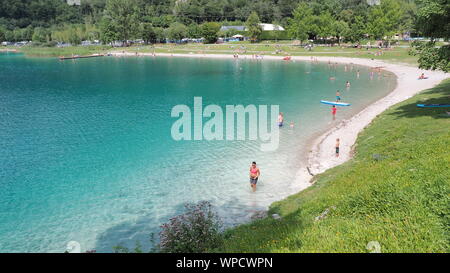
[417,104,450,108]
[320,100,351,106]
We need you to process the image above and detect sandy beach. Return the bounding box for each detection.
[0,48,18,52]
[110,51,448,193]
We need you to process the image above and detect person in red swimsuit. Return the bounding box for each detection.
[331,105,337,120]
[249,162,260,192]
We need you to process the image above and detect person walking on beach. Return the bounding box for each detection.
[331,105,337,120]
[335,138,340,157]
[249,162,260,192]
[336,91,341,102]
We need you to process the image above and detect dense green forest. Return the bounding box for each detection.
[0,0,448,71]
[0,0,420,43]
[0,0,413,28]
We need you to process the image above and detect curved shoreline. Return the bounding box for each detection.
[298,56,448,179]
[110,51,448,201]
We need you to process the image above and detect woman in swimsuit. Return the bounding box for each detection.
[249,162,260,192]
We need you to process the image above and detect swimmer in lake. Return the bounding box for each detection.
[278,112,284,127]
[249,162,260,192]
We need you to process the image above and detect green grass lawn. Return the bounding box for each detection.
[12,45,112,57]
[218,79,450,253]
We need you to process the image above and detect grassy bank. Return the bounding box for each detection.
[218,79,450,253]
[12,45,112,57]
[5,42,418,65]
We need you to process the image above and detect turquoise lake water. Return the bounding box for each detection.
[0,52,396,252]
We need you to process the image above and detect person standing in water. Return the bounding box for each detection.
[278,112,284,127]
[249,162,260,192]
[331,105,337,120]
[336,90,341,101]
[335,138,340,157]
[346,81,351,88]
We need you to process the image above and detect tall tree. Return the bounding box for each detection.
[411,0,450,72]
[366,0,403,40]
[166,22,187,42]
[200,22,221,44]
[415,0,450,39]
[333,20,350,45]
[99,16,118,45]
[0,25,6,42]
[104,0,140,43]
[141,22,156,44]
[346,15,366,43]
[316,12,334,40]
[287,3,313,44]
[245,12,262,42]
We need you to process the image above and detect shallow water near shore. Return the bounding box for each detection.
[0,53,396,252]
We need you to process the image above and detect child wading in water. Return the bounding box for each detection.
[331,105,337,120]
[335,138,340,157]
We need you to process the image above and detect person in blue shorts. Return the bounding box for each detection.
[336,90,341,101]
[278,112,284,127]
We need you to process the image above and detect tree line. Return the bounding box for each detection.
[0,0,448,71]
[0,0,418,44]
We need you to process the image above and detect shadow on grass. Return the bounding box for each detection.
[388,80,450,119]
